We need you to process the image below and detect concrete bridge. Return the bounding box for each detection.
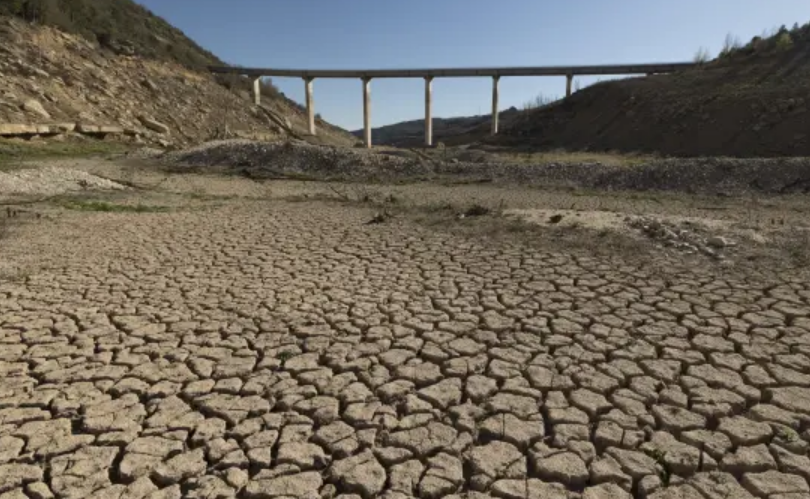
[208,62,698,147]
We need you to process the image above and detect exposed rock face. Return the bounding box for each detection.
[21,100,50,119]
[138,116,170,135]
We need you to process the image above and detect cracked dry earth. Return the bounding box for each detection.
[2,199,810,499]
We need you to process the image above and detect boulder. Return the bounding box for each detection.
[76,124,101,134]
[138,116,170,134]
[21,100,51,119]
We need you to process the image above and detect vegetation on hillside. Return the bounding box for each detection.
[522,93,559,111]
[0,0,285,101]
[0,0,221,68]
[694,21,810,63]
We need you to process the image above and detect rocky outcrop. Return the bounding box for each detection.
[0,17,354,147]
[137,116,170,135]
[21,100,50,119]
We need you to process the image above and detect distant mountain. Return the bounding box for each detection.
[353,107,521,147]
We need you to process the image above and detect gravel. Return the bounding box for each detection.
[164,139,810,194]
[627,216,736,258]
[0,166,127,198]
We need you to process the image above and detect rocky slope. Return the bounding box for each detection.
[0,16,355,147]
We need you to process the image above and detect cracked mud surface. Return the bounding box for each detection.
[2,170,810,498]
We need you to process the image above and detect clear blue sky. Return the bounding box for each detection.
[138,0,810,130]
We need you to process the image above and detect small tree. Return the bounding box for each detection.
[775,32,794,51]
[693,46,711,63]
[719,33,741,58]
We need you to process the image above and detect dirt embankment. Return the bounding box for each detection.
[366,25,810,157]
[166,139,810,195]
[491,31,810,157]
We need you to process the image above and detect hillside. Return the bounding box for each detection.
[0,0,220,68]
[0,1,356,147]
[370,23,810,157]
[353,107,520,147]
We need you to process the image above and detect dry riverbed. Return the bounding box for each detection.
[0,155,809,499]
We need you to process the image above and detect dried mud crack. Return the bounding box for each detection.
[0,193,809,499]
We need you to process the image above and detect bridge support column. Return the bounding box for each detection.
[566,74,573,97]
[304,77,316,136]
[491,76,500,135]
[253,77,261,106]
[424,76,433,147]
[362,77,372,148]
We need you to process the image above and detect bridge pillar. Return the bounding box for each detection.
[304,77,316,136]
[363,77,372,148]
[491,76,500,135]
[566,74,573,97]
[424,76,433,147]
[253,77,262,106]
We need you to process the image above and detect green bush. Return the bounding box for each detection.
[775,32,794,51]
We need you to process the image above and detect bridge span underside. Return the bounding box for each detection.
[209,62,697,148]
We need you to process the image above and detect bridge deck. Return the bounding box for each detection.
[208,62,697,79]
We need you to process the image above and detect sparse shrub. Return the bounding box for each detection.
[463,204,491,217]
[276,350,294,362]
[216,74,280,99]
[776,426,800,442]
[719,33,742,58]
[643,448,671,487]
[522,93,558,111]
[693,47,711,63]
[96,32,112,48]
